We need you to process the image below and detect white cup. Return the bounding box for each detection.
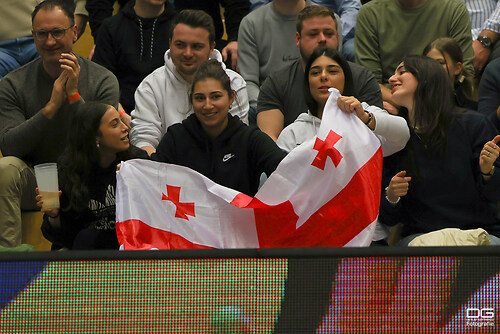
[34,163,60,210]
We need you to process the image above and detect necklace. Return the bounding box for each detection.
[412,127,428,150]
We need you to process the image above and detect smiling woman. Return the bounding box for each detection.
[39,102,148,250]
[190,71,235,140]
[382,55,500,246]
[274,48,410,245]
[151,60,286,197]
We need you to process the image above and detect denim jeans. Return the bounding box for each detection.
[0,36,39,79]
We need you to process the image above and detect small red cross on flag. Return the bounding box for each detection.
[311,130,343,170]
[162,184,195,220]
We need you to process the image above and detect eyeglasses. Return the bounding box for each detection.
[32,26,73,41]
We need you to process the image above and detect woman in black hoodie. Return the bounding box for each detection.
[151,60,286,196]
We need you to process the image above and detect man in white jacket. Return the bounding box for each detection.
[130,9,249,155]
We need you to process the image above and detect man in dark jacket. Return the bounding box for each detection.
[92,0,176,114]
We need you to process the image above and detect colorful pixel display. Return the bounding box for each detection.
[0,255,498,333]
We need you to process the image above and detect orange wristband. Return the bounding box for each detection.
[119,110,126,117]
[68,92,81,102]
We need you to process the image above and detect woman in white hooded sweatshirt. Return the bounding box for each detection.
[276,48,410,244]
[277,48,409,157]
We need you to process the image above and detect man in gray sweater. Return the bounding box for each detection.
[0,0,119,248]
[237,0,312,117]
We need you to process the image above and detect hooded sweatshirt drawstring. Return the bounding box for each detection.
[138,17,158,60]
[150,18,157,59]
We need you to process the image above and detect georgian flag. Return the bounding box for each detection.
[116,89,383,249]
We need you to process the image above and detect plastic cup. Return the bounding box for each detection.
[34,163,60,210]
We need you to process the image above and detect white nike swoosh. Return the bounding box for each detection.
[222,154,235,162]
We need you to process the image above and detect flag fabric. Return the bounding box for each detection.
[116,89,383,250]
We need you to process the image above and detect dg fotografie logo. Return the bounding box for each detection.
[466,308,495,327]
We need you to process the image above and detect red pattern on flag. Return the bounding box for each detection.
[230,147,382,247]
[117,219,214,250]
[312,130,343,170]
[230,195,300,247]
[162,185,195,220]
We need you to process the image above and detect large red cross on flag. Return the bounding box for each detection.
[162,185,195,220]
[312,130,343,170]
[116,89,383,249]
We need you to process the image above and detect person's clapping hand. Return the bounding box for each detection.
[60,52,80,98]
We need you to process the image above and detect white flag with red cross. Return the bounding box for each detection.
[116,89,383,249]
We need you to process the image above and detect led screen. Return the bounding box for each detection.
[0,251,498,333]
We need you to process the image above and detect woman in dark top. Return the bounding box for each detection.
[39,102,148,250]
[151,60,286,197]
[381,55,500,245]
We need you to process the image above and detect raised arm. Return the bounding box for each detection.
[0,69,68,157]
[468,114,500,202]
[337,97,410,157]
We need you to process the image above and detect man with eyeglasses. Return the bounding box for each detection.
[0,0,119,248]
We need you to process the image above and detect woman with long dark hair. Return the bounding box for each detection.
[382,55,500,246]
[273,49,411,332]
[151,60,286,197]
[39,102,148,250]
[276,48,409,157]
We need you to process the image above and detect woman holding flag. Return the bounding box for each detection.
[276,48,409,157]
[276,47,410,245]
[151,60,286,197]
[382,55,500,246]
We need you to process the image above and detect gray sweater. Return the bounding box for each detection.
[0,55,119,165]
[238,1,342,110]
[237,2,307,110]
